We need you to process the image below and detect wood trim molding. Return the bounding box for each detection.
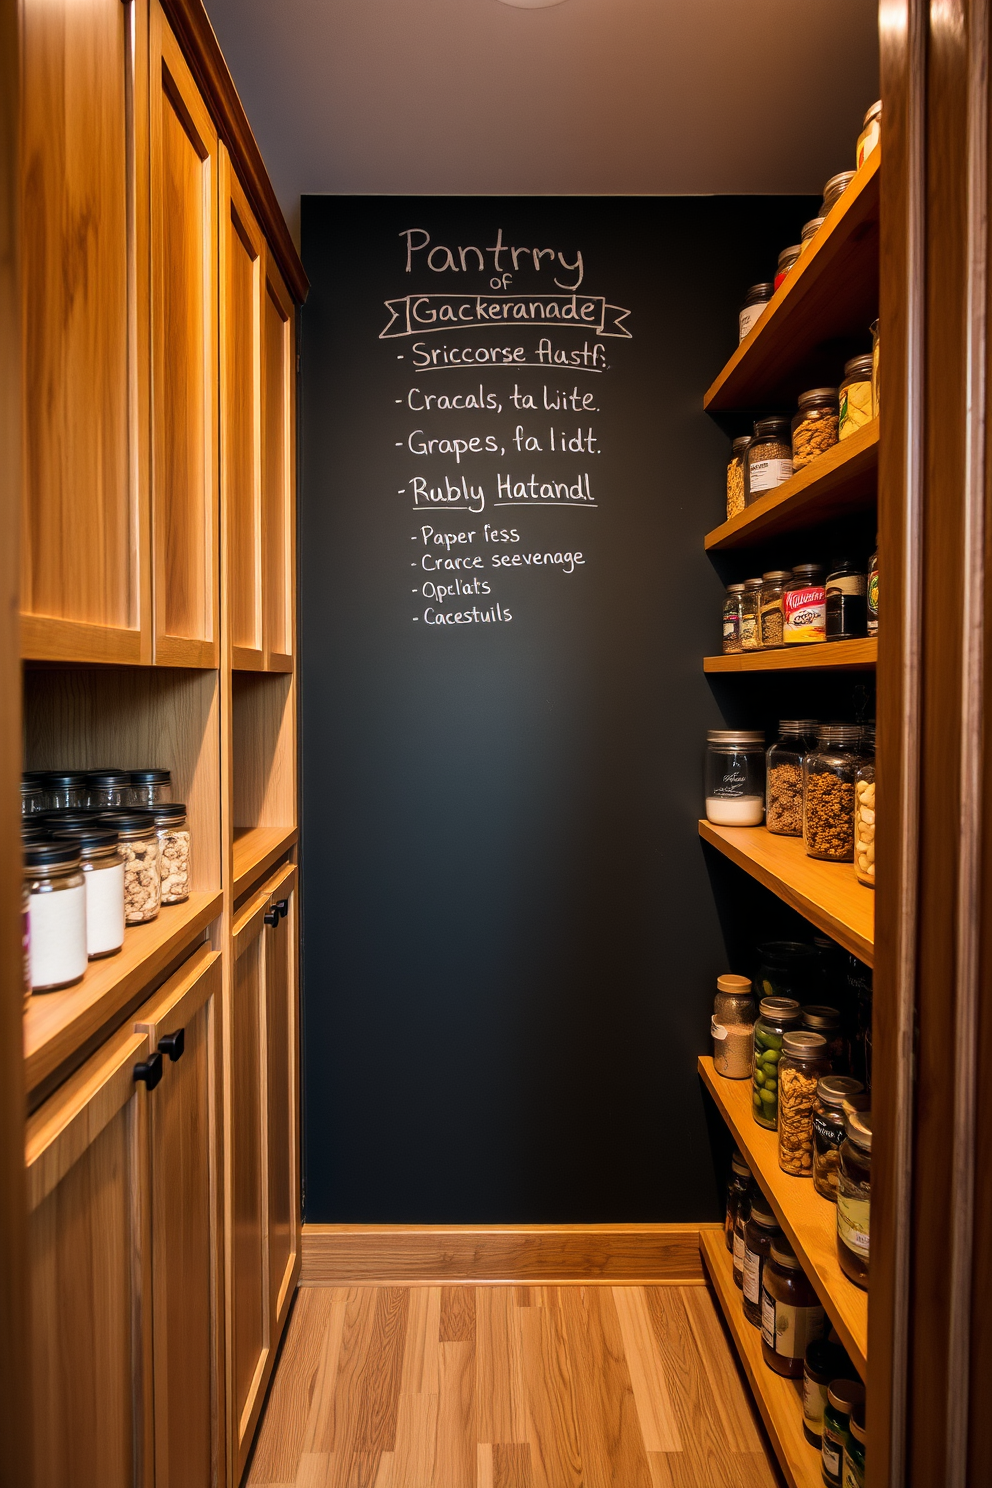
[299,1223,713,1286]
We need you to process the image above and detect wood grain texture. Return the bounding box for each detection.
[245,1285,778,1488]
[703,639,877,674]
[263,259,295,669]
[233,825,298,900]
[232,670,297,832]
[266,875,299,1339]
[698,821,874,967]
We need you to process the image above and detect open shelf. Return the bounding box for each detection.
[698,821,873,965]
[704,639,876,674]
[705,153,880,413]
[233,825,299,898]
[705,422,879,552]
[700,1230,821,1488]
[699,1057,868,1379]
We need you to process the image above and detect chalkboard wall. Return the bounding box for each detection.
[300,195,817,1222]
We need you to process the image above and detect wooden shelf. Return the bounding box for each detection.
[698,821,873,966]
[700,1230,822,1488]
[705,154,880,413]
[705,422,879,552]
[704,639,876,674]
[233,825,298,897]
[699,1058,867,1378]
[23,890,222,1092]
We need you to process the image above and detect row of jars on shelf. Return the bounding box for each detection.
[722,553,878,653]
[21,766,172,815]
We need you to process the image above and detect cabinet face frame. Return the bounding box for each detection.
[262,257,295,672]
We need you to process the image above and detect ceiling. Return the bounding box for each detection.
[203,0,879,243]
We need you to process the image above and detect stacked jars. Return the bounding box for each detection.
[803,724,861,861]
[752,996,802,1129]
[765,720,818,836]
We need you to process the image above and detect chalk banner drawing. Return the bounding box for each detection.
[381,294,632,339]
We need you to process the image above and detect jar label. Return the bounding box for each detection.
[803,1373,829,1430]
[837,1193,870,1255]
[821,1431,843,1482]
[826,574,866,597]
[742,1246,763,1304]
[711,1017,728,1041]
[733,1229,746,1275]
[739,304,764,341]
[812,1114,844,1150]
[760,1291,825,1360]
[867,569,879,623]
[782,586,826,644]
[748,457,793,494]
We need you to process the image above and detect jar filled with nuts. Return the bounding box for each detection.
[778,1031,831,1177]
[98,811,161,923]
[839,355,875,440]
[792,388,839,472]
[722,584,745,654]
[745,417,793,504]
[726,436,751,519]
[758,570,792,649]
[803,724,861,861]
[766,720,818,836]
[150,802,191,905]
[854,738,876,888]
[752,996,803,1130]
[812,1075,865,1200]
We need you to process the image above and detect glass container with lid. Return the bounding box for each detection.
[757,940,822,1002]
[821,171,856,214]
[839,354,875,440]
[857,100,881,168]
[854,731,876,888]
[802,1004,847,1071]
[752,996,802,1129]
[42,772,88,811]
[782,564,827,645]
[83,769,132,810]
[739,283,773,342]
[726,436,751,519]
[53,827,125,959]
[705,730,766,827]
[745,417,793,503]
[822,1379,866,1488]
[761,1237,825,1378]
[128,768,172,808]
[867,535,879,636]
[742,1193,781,1327]
[837,1108,871,1288]
[777,1031,831,1176]
[791,388,839,471]
[825,558,867,640]
[739,577,764,652]
[803,724,861,861]
[98,811,161,923]
[712,973,756,1079]
[25,841,87,991]
[845,1408,867,1488]
[150,802,191,905]
[722,583,745,655]
[800,216,825,253]
[803,1336,856,1449]
[766,721,818,837]
[774,245,801,291]
[725,1149,752,1253]
[812,1075,865,1199]
[758,570,792,650]
[20,779,45,817]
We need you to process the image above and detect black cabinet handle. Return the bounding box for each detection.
[275,899,289,919]
[133,1051,163,1090]
[264,908,280,928]
[158,1028,185,1062]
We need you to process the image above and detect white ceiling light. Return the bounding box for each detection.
[495,0,569,8]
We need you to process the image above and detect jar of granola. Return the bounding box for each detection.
[726,436,751,519]
[766,720,818,836]
[778,1031,831,1177]
[803,725,861,862]
[791,388,839,471]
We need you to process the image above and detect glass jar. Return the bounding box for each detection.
[742,1195,781,1327]
[778,1031,831,1176]
[774,245,802,291]
[98,811,161,923]
[792,388,839,472]
[705,730,766,827]
[745,417,793,503]
[854,744,876,889]
[83,769,132,810]
[722,583,745,655]
[150,803,191,905]
[725,1149,752,1252]
[128,768,172,808]
[839,355,874,441]
[803,725,861,861]
[857,100,881,169]
[726,437,751,519]
[739,283,773,342]
[802,1005,847,1072]
[761,1238,825,1378]
[756,940,822,1003]
[837,1108,872,1288]
[42,772,88,811]
[844,1409,866,1488]
[766,721,818,837]
[20,779,45,817]
[867,536,879,637]
[783,564,827,645]
[803,1336,855,1448]
[825,559,867,640]
[712,973,756,1079]
[758,570,792,650]
[739,577,764,652]
[812,1076,865,1200]
[53,827,125,959]
[752,996,802,1129]
[800,216,825,254]
[822,1380,866,1488]
[870,319,880,417]
[733,1187,751,1289]
[820,171,856,215]
[25,841,87,992]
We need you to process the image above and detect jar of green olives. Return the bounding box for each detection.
[752,996,802,1129]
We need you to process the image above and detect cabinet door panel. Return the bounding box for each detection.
[263,263,294,670]
[264,869,299,1326]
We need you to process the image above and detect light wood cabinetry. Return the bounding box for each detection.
[262,261,295,671]
[263,865,299,1332]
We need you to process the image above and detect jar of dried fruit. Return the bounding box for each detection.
[803,724,861,862]
[745,417,793,504]
[812,1075,865,1200]
[778,1031,831,1176]
[839,355,875,440]
[766,720,818,836]
[726,436,751,519]
[792,388,839,471]
[854,736,876,888]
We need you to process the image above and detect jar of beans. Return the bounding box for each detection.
[791,388,839,471]
[777,1031,831,1177]
[803,724,861,862]
[752,996,802,1129]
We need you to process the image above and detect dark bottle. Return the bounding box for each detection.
[724,1150,752,1253]
[825,558,867,639]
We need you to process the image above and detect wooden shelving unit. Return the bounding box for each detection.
[699,1057,867,1379]
[700,1230,821,1488]
[233,825,299,899]
[705,638,876,674]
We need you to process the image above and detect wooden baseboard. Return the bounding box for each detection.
[299,1223,716,1286]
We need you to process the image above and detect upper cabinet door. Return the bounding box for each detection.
[20,0,150,665]
[149,2,219,668]
[219,147,265,672]
[262,261,295,671]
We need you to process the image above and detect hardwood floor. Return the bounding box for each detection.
[247,1285,780,1488]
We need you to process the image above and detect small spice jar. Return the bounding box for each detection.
[844,1407,867,1488]
[802,1005,847,1072]
[745,417,793,503]
[822,1379,866,1488]
[726,436,751,519]
[742,1193,781,1328]
[800,216,826,254]
[820,171,856,215]
[825,558,867,640]
[712,973,756,1079]
[128,767,172,808]
[738,283,773,342]
[83,769,132,810]
[839,355,874,440]
[837,1108,872,1288]
[20,779,45,817]
[854,731,876,888]
[803,725,861,862]
[739,577,765,652]
[812,1076,865,1200]
[766,721,818,837]
[98,811,161,923]
[725,1149,753,1253]
[42,771,88,811]
[150,802,191,904]
[774,245,802,291]
[758,570,792,650]
[25,841,88,991]
[722,583,745,655]
[783,564,827,645]
[792,388,839,471]
[857,100,881,168]
[53,827,125,959]
[803,1336,855,1448]
[752,996,802,1130]
[705,730,766,827]
[870,318,880,417]
[761,1237,826,1378]
[778,1031,831,1176]
[867,536,879,636]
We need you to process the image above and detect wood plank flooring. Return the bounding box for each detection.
[247,1286,780,1488]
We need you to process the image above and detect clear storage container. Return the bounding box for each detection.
[752,996,802,1129]
[41,772,87,811]
[711,973,755,1079]
[150,803,191,905]
[128,768,172,808]
[739,577,764,652]
[801,1004,847,1072]
[725,1150,752,1253]
[98,811,161,923]
[791,388,838,471]
[839,355,874,440]
[83,769,132,810]
[812,1075,865,1200]
[777,1030,831,1176]
[854,736,876,888]
[803,725,861,861]
[722,583,745,655]
[705,730,766,827]
[726,437,751,519]
[765,721,818,836]
[25,841,87,991]
[745,417,793,503]
[837,1108,871,1289]
[758,570,792,649]
[20,779,45,817]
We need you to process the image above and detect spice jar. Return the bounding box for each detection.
[83,769,132,810]
[800,216,825,254]
[870,319,880,417]
[739,577,764,652]
[742,1194,781,1328]
[25,841,88,991]
[128,768,172,808]
[802,1005,847,1072]
[739,283,773,342]
[844,1408,866,1488]
[766,721,818,837]
[825,559,867,640]
[757,941,822,1003]
[822,1379,866,1488]
[867,536,879,636]
[774,245,802,291]
[98,811,161,923]
[803,1336,855,1448]
[803,725,860,861]
[821,171,856,215]
[854,730,876,888]
[20,779,45,817]
[712,973,756,1079]
[745,417,793,503]
[837,1108,871,1288]
[725,1150,753,1252]
[705,730,766,827]
[758,570,792,650]
[792,389,839,471]
[778,1031,831,1176]
[42,772,88,811]
[761,1237,826,1378]
[726,436,751,519]
[783,564,827,645]
[722,583,745,655]
[812,1076,865,1200]
[53,827,125,959]
[752,996,802,1130]
[150,803,191,904]
[857,100,881,168]
[839,355,874,440]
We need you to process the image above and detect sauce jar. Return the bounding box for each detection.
[766,720,818,837]
[752,996,802,1130]
[725,1149,752,1253]
[837,1108,872,1289]
[825,559,867,640]
[774,245,801,291]
[25,841,88,991]
[745,417,793,503]
[783,564,827,645]
[726,436,751,519]
[792,388,839,471]
[812,1076,865,1200]
[822,1379,866,1488]
[53,827,125,959]
[150,802,191,905]
[777,1031,831,1177]
[98,811,162,924]
[128,768,172,808]
[712,973,756,1079]
[803,1336,855,1448]
[760,1237,825,1378]
[758,570,792,650]
[839,355,874,440]
[705,730,766,828]
[739,283,773,341]
[803,725,861,862]
[742,1193,781,1328]
[739,577,764,652]
[722,583,745,655]
[867,536,879,636]
[857,100,881,168]
[820,171,856,215]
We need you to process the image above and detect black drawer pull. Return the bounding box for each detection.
[264,908,280,928]
[275,899,289,919]
[133,1051,163,1090]
[158,1029,185,1062]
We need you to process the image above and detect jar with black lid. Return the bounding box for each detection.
[752,996,802,1129]
[761,1237,825,1378]
[739,577,765,652]
[742,1193,781,1328]
[150,802,191,904]
[128,768,172,808]
[725,1149,752,1252]
[803,1335,856,1448]
[766,721,818,837]
[812,1075,865,1200]
[802,1005,847,1072]
[825,559,867,640]
[839,355,875,440]
[792,388,839,471]
[25,841,87,991]
[42,772,88,811]
[84,768,132,810]
[803,725,861,861]
[20,779,45,817]
[738,283,773,341]
[774,245,801,290]
[745,417,793,503]
[53,826,125,959]
[98,811,161,923]
[837,1108,871,1288]
[758,571,792,649]
[822,1379,866,1488]
[722,583,745,654]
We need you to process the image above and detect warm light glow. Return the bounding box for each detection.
[495,0,569,8]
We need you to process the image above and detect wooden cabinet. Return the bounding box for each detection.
[263,865,299,1330]
[262,262,295,671]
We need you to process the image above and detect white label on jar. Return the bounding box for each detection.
[29,883,87,989]
[733,1229,746,1276]
[743,1246,763,1305]
[739,304,764,341]
[763,1296,825,1360]
[837,1193,870,1255]
[761,1289,776,1347]
[821,1430,843,1481]
[84,861,125,957]
[803,1373,828,1430]
[711,1017,728,1041]
[748,457,793,493]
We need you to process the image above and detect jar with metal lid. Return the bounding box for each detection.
[25,841,87,991]
[825,559,867,640]
[97,811,161,923]
[83,768,132,810]
[766,721,818,836]
[20,779,45,817]
[761,1237,825,1378]
[820,171,856,215]
[742,1194,781,1327]
[854,733,876,888]
[804,725,861,861]
[712,973,756,1079]
[757,940,822,1003]
[870,318,880,417]
[802,1005,847,1072]
[150,802,191,905]
[128,768,172,808]
[53,827,125,959]
[739,283,773,341]
[42,772,88,811]
[725,1149,752,1252]
[843,1408,866,1488]
[758,570,792,650]
[752,996,802,1129]
[812,1075,865,1199]
[726,436,751,518]
[774,245,801,291]
[822,1379,866,1488]
[803,1336,856,1448]
[777,1031,831,1176]
[857,100,881,168]
[792,388,839,471]
[745,417,793,503]
[837,1108,871,1288]
[867,536,879,636]
[783,564,827,645]
[705,730,766,827]
[722,584,745,655]
[800,216,825,254]
[739,577,764,651]
[839,355,874,440]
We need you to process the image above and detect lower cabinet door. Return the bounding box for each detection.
[26,1026,154,1488]
[263,864,299,1334]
